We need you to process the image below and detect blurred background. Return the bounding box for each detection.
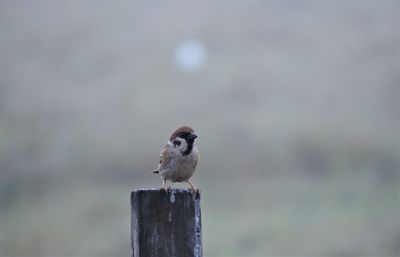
[0,0,399,256]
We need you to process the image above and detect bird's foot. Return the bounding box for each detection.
[188,186,198,193]
[186,180,197,193]
[186,180,200,198]
[161,185,171,192]
[189,187,200,199]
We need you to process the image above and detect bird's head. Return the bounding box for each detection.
[169,126,198,155]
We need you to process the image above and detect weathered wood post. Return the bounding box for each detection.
[131,189,202,257]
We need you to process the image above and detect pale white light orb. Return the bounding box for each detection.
[173,39,207,72]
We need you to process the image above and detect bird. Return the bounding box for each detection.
[153,126,199,192]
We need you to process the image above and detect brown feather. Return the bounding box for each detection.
[169,126,194,141]
[158,144,172,171]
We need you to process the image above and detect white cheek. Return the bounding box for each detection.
[169,137,188,153]
[170,137,186,152]
[178,139,188,151]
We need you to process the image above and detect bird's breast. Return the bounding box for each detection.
[161,148,198,182]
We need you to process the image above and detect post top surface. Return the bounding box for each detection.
[132,188,200,193]
[131,188,201,199]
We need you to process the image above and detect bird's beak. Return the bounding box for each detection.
[187,133,197,140]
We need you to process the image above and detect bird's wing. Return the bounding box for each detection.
[157,144,172,171]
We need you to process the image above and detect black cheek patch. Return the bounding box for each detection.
[173,140,181,147]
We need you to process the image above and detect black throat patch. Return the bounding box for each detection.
[183,139,194,156]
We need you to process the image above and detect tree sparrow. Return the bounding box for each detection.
[153,126,199,192]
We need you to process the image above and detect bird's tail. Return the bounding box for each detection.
[152,170,159,174]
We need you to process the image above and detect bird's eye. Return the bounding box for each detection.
[173,140,181,147]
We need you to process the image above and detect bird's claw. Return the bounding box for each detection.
[161,186,171,192]
[187,185,200,198]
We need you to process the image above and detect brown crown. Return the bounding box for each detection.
[170,126,195,141]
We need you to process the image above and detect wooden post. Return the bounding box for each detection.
[131,189,202,257]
